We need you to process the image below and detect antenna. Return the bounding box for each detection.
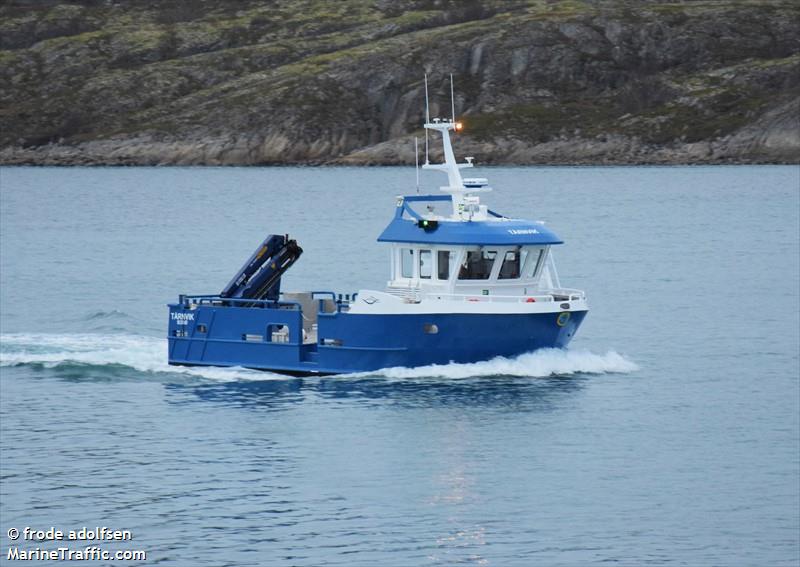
[450,73,455,123]
[424,73,430,164]
[414,137,420,194]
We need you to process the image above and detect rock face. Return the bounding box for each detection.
[1,0,798,165]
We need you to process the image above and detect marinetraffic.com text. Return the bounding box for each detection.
[6,526,146,561]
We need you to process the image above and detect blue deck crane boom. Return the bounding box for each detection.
[219,234,302,302]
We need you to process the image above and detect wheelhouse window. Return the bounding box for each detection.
[459,249,497,280]
[498,249,521,279]
[419,250,432,279]
[437,250,453,280]
[522,248,545,278]
[401,248,414,278]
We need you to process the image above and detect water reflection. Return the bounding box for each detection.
[315,375,585,411]
[167,374,586,412]
[8,362,586,413]
[165,378,305,410]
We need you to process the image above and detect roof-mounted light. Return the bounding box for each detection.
[417,219,439,232]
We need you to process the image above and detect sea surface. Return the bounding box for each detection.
[1,165,798,566]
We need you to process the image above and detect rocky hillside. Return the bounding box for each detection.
[1,0,798,165]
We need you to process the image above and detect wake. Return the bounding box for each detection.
[352,348,638,379]
[1,333,638,381]
[0,333,270,382]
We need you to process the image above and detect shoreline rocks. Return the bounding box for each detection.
[1,1,798,166]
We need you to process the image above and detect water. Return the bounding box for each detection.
[1,165,798,566]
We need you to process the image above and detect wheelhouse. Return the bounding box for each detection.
[388,243,557,295]
[377,193,569,300]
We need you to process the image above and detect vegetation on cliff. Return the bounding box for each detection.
[1,0,798,165]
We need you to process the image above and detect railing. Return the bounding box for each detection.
[430,294,548,304]
[177,289,585,311]
[176,291,363,315]
[386,287,421,302]
[313,290,358,314]
[385,288,585,304]
[177,294,301,310]
[549,288,586,301]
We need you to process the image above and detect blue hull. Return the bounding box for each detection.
[168,303,587,375]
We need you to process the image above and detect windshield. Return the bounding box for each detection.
[458,250,496,280]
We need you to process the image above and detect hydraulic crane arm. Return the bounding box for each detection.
[219,234,303,302]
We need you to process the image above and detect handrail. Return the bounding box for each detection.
[417,291,586,303]
[401,195,453,203]
[179,294,301,310]
[311,291,336,301]
[439,293,555,303]
[549,288,586,298]
[396,194,453,220]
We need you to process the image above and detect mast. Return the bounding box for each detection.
[414,137,420,194]
[420,74,479,217]
[424,74,430,165]
[450,73,455,123]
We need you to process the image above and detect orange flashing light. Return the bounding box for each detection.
[455,121,463,132]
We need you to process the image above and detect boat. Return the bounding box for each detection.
[167,79,588,375]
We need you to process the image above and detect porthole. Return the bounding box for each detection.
[423,323,439,334]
